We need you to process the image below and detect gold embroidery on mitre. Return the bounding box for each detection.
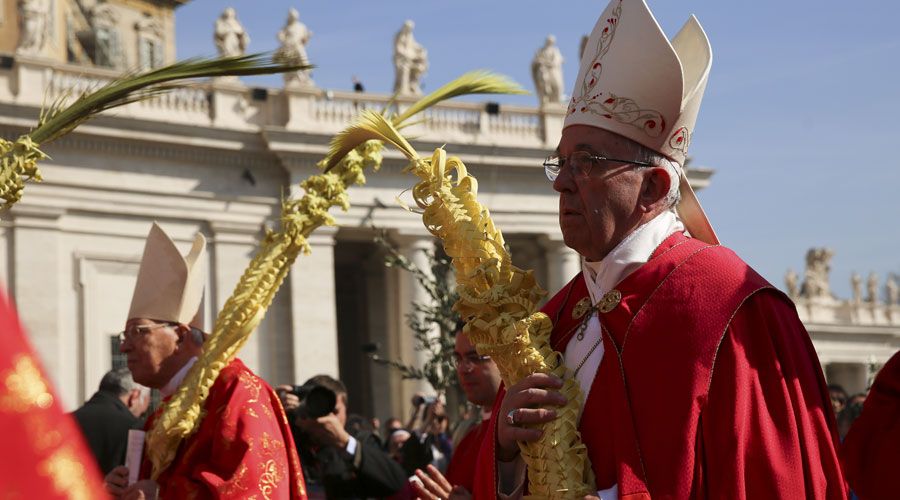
[568,0,667,138]
[0,355,53,413]
[572,296,592,320]
[598,290,622,313]
[258,459,282,500]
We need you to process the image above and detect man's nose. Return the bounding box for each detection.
[553,164,576,193]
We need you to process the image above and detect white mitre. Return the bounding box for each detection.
[565,0,718,244]
[128,222,206,329]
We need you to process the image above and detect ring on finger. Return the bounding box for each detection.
[506,408,518,426]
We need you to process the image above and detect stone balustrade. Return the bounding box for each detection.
[0,55,564,149]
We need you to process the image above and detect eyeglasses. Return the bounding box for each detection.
[543,151,651,181]
[452,352,492,371]
[117,322,174,344]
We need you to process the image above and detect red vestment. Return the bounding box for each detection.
[0,291,107,499]
[474,233,846,499]
[141,359,307,499]
[445,419,489,493]
[841,350,900,500]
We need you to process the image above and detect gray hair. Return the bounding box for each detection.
[631,142,682,209]
[189,327,206,346]
[98,367,138,396]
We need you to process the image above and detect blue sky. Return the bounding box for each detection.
[175,1,899,298]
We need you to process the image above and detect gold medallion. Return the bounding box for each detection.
[571,297,592,320]
[598,289,622,313]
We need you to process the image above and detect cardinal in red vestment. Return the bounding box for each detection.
[840,350,900,500]
[103,223,306,499]
[471,1,847,498]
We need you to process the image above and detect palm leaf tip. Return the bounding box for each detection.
[394,70,528,126]
[324,109,418,172]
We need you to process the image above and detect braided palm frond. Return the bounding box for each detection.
[326,114,596,499]
[146,71,525,479]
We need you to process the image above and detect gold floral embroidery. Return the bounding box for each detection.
[258,459,282,500]
[25,413,63,451]
[259,432,285,457]
[220,463,250,497]
[240,372,263,419]
[39,445,93,500]
[0,355,53,412]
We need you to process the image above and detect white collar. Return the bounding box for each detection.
[581,211,684,305]
[160,356,198,397]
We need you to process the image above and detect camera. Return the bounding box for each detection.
[411,394,436,407]
[291,382,337,420]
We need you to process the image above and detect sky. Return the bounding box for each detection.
[174,1,900,298]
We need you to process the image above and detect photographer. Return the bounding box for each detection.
[277,375,406,499]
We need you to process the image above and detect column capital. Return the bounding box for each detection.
[10,204,65,229]
[389,228,435,251]
[208,220,262,245]
[307,226,338,247]
[537,233,571,251]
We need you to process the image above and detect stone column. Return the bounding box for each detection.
[540,235,581,294]
[209,221,265,372]
[288,226,340,384]
[9,206,70,404]
[393,231,436,401]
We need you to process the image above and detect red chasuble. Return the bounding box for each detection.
[142,359,307,499]
[445,419,490,493]
[0,292,106,499]
[841,350,900,500]
[473,233,846,499]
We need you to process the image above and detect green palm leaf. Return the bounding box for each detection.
[323,71,526,171]
[0,53,309,209]
[32,53,310,144]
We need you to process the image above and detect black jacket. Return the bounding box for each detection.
[297,430,407,499]
[71,391,138,475]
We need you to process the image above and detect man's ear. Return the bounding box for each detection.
[639,167,671,212]
[172,323,191,344]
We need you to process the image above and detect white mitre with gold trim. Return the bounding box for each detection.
[128,222,206,329]
[565,0,718,244]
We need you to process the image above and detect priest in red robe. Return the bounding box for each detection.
[103,223,306,499]
[473,1,846,498]
[841,350,900,500]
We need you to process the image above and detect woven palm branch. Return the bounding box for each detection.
[145,71,525,479]
[0,53,310,209]
[325,110,596,498]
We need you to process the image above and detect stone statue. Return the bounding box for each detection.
[393,20,428,96]
[887,276,898,307]
[851,272,863,305]
[531,35,564,105]
[799,248,834,300]
[214,7,249,58]
[275,8,313,87]
[16,0,51,56]
[91,3,123,69]
[579,34,589,62]
[784,269,798,298]
[866,272,879,305]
